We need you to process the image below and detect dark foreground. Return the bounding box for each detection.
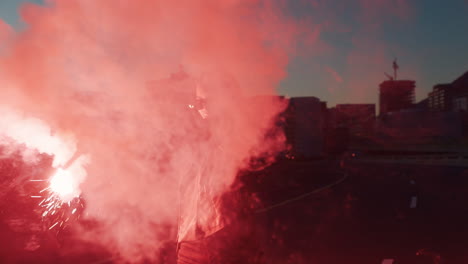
[1,158,468,263]
[244,160,468,264]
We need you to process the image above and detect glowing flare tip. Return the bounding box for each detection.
[49,168,80,202]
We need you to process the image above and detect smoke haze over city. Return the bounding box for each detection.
[0,1,468,264]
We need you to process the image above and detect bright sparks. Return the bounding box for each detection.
[31,166,85,231]
[30,155,89,230]
[50,168,80,202]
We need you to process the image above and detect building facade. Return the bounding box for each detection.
[379,80,416,116]
[332,104,376,137]
[284,97,325,158]
[376,109,463,143]
[428,84,453,111]
[428,71,468,112]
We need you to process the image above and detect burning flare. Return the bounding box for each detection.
[35,162,86,231]
[49,168,80,203]
[0,107,89,230]
[0,0,295,261]
[37,154,89,230]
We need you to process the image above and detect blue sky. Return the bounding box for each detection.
[278,0,468,106]
[1,0,468,106]
[0,0,42,28]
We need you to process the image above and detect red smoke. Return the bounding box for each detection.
[0,0,295,261]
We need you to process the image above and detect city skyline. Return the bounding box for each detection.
[1,0,467,107]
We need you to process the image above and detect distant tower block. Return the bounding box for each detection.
[379,80,415,116]
[379,59,415,116]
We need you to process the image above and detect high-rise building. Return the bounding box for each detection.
[428,71,468,112]
[452,71,468,112]
[379,80,415,116]
[428,84,452,111]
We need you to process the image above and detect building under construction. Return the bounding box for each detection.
[379,80,416,116]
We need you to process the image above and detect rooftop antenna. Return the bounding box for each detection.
[392,58,399,80]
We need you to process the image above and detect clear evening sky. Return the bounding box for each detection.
[2,0,467,107]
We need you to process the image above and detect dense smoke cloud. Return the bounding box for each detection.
[0,0,295,261]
